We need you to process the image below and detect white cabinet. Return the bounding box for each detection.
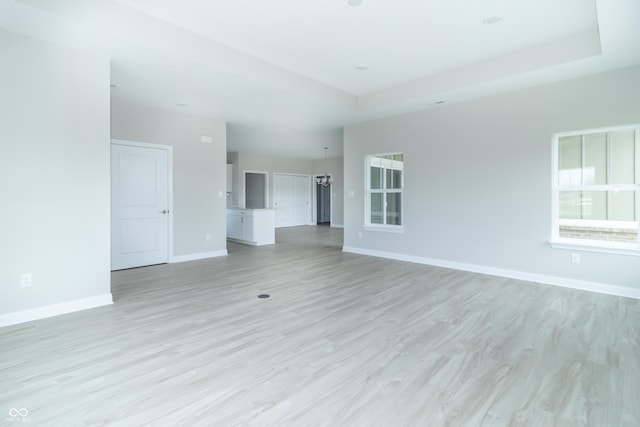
[226,209,275,246]
[226,212,245,241]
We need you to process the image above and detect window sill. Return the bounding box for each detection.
[363,225,405,234]
[549,239,640,257]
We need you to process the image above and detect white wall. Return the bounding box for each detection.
[0,36,112,324]
[111,101,227,260]
[344,65,640,294]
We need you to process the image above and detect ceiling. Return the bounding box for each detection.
[2,0,640,159]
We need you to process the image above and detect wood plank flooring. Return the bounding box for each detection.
[1,225,639,426]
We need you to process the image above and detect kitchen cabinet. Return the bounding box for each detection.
[226,209,275,246]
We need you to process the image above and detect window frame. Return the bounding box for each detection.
[550,124,640,256]
[364,152,404,233]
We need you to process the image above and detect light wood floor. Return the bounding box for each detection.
[1,226,639,426]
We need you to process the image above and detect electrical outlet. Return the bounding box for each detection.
[358,231,363,239]
[206,233,211,241]
[571,253,581,264]
[20,273,32,288]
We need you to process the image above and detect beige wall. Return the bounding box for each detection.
[0,36,111,319]
[344,65,640,292]
[111,101,228,258]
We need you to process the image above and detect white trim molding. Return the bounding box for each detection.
[342,246,640,300]
[331,223,344,228]
[171,250,228,263]
[362,225,404,234]
[549,240,640,257]
[0,294,114,328]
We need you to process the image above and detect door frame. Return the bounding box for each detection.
[111,139,174,264]
[243,170,269,209]
[312,174,333,225]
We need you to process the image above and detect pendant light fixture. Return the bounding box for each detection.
[316,147,333,187]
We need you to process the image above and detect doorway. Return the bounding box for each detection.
[244,171,268,209]
[316,180,331,225]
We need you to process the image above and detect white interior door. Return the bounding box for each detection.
[111,143,170,270]
[274,174,293,227]
[293,176,311,225]
[274,174,310,228]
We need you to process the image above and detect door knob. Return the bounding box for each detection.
[160,209,169,214]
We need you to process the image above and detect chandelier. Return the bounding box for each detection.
[316,147,333,187]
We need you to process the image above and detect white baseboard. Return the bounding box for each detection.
[331,224,344,229]
[171,250,228,263]
[342,246,640,300]
[0,294,114,328]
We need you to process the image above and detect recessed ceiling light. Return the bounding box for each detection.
[176,102,188,107]
[483,16,503,24]
[355,64,369,71]
[348,0,363,6]
[430,100,445,106]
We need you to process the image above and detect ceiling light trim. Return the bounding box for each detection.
[483,16,503,24]
[358,27,602,111]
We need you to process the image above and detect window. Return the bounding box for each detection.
[551,125,640,254]
[365,152,403,230]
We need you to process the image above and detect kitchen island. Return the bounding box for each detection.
[226,208,275,246]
